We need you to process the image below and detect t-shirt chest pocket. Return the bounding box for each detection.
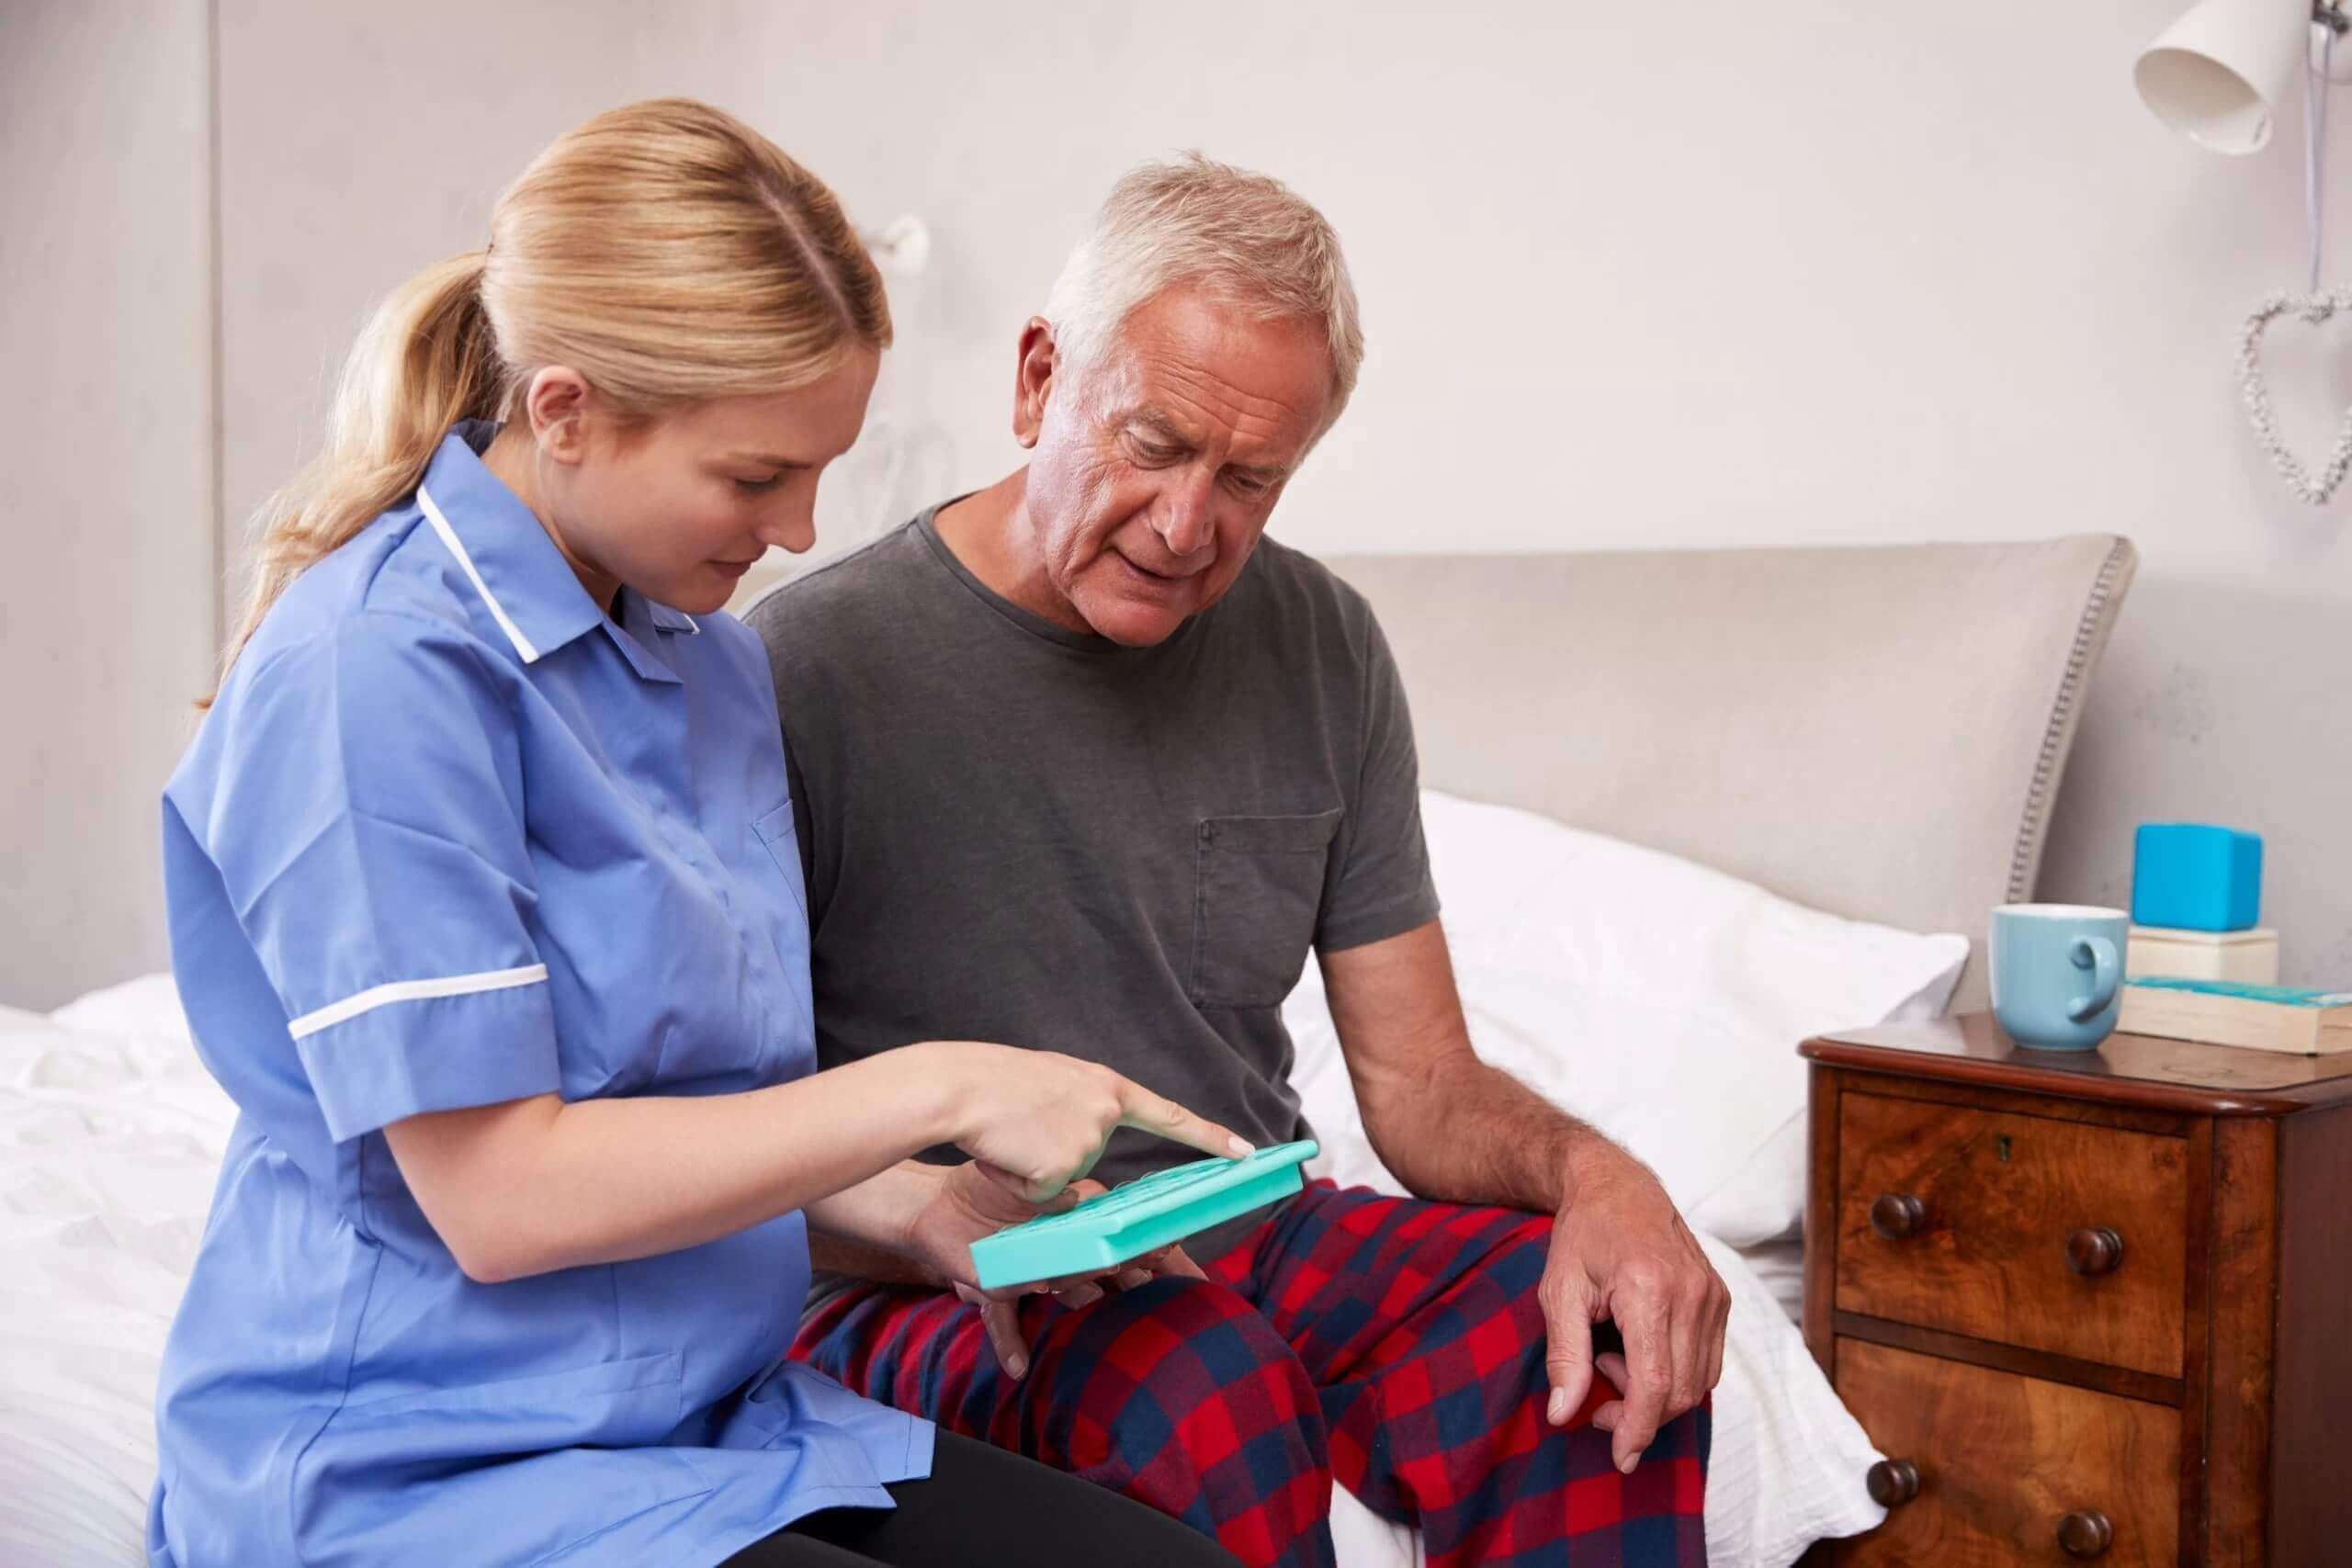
[1188,807,1342,1010]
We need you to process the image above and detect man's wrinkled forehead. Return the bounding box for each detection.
[1069,288,1331,456]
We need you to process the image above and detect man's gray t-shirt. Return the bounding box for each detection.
[745,503,1440,1278]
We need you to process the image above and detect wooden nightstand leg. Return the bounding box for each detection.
[2273,1104,2352,1564]
[2199,1115,2277,1566]
[1804,1063,1839,1379]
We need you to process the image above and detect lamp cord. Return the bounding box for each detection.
[2311,17,2335,294]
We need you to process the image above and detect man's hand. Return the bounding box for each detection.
[908,1161,1204,1379]
[1538,1144,1729,1473]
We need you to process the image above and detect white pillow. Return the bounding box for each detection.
[1284,790,1967,1247]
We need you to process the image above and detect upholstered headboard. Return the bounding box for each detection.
[1321,535,2137,1014]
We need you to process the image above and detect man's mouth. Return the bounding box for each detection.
[1114,550,1196,586]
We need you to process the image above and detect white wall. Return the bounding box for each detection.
[15,1,2347,1004]
[2,1,216,1009]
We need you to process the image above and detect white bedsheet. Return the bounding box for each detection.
[1737,1237,1807,1325]
[2,979,232,1567]
[0,977,1884,1566]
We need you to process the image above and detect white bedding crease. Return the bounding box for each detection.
[6,942,1896,1565]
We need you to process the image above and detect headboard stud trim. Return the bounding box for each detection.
[2007,535,2137,904]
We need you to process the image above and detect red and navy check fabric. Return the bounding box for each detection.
[792,1180,1710,1566]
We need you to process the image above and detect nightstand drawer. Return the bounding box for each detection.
[1834,1092,2188,1377]
[1830,1337,2178,1567]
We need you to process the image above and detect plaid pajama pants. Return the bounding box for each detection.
[790,1180,1711,1566]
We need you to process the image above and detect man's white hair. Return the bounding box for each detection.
[1043,152,1363,423]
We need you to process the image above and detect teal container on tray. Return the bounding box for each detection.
[970,1140,1319,1291]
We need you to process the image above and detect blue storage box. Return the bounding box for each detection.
[2131,823,2263,932]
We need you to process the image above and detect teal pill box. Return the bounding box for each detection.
[970,1140,1318,1291]
[2131,823,2262,932]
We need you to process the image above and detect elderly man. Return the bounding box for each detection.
[747,155,1723,1568]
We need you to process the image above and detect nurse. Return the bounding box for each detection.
[151,98,1245,1568]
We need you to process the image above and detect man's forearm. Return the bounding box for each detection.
[807,1232,946,1286]
[1320,922,1634,1218]
[802,1159,950,1285]
[1361,1051,1613,1216]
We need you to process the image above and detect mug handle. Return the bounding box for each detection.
[2068,936,2121,1022]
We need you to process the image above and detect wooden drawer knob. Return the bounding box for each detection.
[2058,1509,2113,1557]
[1869,1193,1926,1240]
[1866,1459,1920,1506]
[2066,1226,2124,1276]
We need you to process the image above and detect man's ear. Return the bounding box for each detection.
[1011,317,1059,450]
[523,367,594,466]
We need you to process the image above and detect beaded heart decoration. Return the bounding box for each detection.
[2239,292,2352,505]
[2239,14,2352,506]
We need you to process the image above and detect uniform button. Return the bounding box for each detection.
[1198,823,1214,844]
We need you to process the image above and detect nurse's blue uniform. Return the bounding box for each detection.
[148,422,931,1566]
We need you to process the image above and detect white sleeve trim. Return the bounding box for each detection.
[418,484,540,663]
[288,964,550,1041]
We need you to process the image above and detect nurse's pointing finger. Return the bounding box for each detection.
[1115,1081,1255,1160]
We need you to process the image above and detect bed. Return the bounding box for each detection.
[0,532,2136,1566]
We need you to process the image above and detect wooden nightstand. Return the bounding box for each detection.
[1798,1014,2352,1566]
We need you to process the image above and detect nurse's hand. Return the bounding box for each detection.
[919,1042,1253,1205]
[908,1160,1206,1380]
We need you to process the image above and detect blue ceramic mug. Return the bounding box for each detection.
[1989,904,2129,1051]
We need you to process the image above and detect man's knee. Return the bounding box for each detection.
[1052,1275,1317,1420]
[1046,1276,1329,1499]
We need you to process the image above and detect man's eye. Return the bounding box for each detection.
[1131,440,1182,465]
[1227,472,1272,497]
[734,475,783,494]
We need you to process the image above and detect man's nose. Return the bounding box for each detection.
[1153,470,1217,558]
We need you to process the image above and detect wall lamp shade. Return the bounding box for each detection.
[2135,0,2312,153]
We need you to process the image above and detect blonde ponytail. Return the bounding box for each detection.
[209,252,500,699]
[206,98,891,704]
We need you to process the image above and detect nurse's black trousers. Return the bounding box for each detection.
[718,1428,1244,1567]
